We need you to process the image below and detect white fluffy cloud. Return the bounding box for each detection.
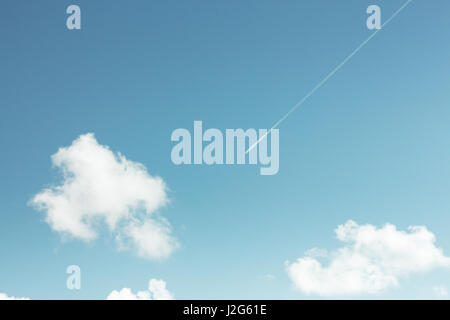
[107,279,174,300]
[122,220,179,260]
[286,220,450,296]
[31,133,178,260]
[0,293,30,300]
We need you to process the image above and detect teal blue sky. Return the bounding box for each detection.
[1,0,450,299]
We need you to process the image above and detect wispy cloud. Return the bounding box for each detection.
[433,285,448,299]
[262,274,276,280]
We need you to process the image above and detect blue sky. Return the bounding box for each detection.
[1,0,450,299]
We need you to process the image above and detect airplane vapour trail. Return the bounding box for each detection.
[246,0,413,154]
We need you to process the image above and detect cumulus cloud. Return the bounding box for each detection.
[122,220,179,260]
[0,293,30,300]
[31,133,178,260]
[107,279,174,300]
[286,220,450,296]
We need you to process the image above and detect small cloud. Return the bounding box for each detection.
[286,220,450,296]
[30,133,178,260]
[433,286,448,298]
[107,279,174,300]
[121,219,179,260]
[304,247,328,258]
[263,274,276,280]
[0,293,30,300]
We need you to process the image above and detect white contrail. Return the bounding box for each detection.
[246,0,413,154]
